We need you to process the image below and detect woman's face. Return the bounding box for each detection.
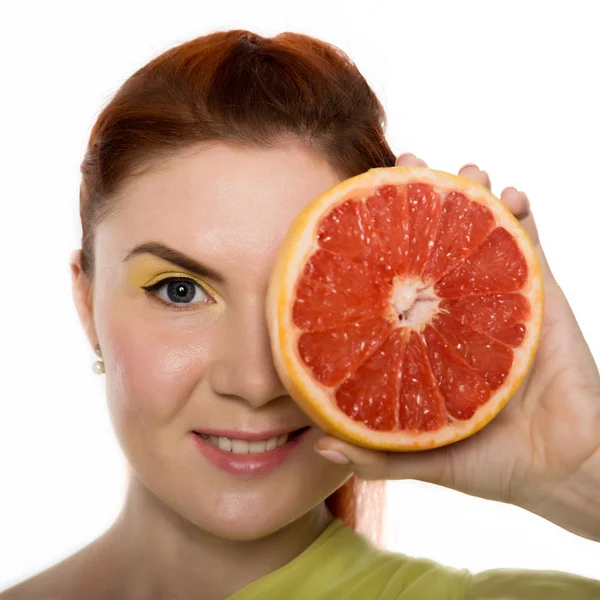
[75,140,353,540]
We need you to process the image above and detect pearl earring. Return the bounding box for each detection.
[92,343,105,375]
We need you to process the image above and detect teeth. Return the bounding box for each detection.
[201,433,289,453]
[231,439,249,454]
[215,436,230,451]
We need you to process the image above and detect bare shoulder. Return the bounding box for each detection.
[0,533,119,600]
[0,548,91,600]
[0,563,66,600]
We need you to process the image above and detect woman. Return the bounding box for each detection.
[3,29,599,599]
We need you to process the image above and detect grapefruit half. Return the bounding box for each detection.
[266,166,544,451]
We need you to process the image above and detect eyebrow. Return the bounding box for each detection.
[123,242,226,284]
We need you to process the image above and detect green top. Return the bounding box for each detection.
[229,518,600,599]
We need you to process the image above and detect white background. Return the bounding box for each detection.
[1,0,599,590]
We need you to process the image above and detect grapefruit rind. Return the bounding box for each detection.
[266,166,544,451]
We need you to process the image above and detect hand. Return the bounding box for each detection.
[315,153,600,541]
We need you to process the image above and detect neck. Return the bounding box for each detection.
[97,474,334,600]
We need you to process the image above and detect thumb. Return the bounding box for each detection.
[314,436,451,485]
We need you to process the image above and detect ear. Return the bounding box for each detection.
[70,249,98,351]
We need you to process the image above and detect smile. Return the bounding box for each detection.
[194,428,308,453]
[191,427,312,477]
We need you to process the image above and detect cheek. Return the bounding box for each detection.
[99,303,214,430]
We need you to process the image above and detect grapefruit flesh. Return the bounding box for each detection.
[266,167,543,450]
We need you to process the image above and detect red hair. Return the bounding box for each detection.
[81,29,395,548]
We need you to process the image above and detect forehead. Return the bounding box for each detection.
[98,141,343,285]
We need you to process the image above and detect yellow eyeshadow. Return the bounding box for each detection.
[125,257,218,298]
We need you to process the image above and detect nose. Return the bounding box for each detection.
[208,300,289,409]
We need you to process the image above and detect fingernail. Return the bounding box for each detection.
[315,449,350,464]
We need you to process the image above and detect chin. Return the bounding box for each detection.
[180,466,344,542]
[154,456,345,542]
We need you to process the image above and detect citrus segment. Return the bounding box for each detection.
[293,250,389,330]
[298,318,393,387]
[430,311,514,390]
[439,294,530,347]
[398,331,449,431]
[335,327,409,431]
[267,166,544,450]
[422,324,492,419]
[406,183,442,276]
[421,191,496,285]
[364,185,410,276]
[316,198,373,259]
[434,227,528,297]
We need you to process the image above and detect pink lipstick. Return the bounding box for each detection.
[191,427,311,477]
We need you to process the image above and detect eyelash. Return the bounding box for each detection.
[141,277,215,311]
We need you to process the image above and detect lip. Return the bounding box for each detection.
[191,427,312,477]
[192,427,308,442]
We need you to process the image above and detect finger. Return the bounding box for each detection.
[458,163,492,191]
[314,436,449,485]
[395,153,428,167]
[499,188,556,284]
[499,187,531,221]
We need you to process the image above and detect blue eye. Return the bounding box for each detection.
[142,277,214,310]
